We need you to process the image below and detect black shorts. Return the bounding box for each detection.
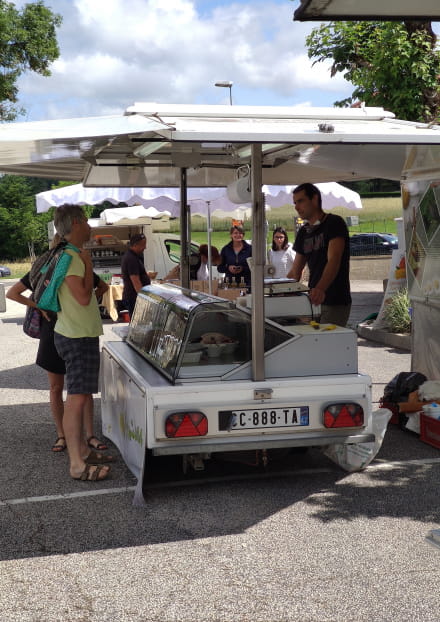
[36,315,66,375]
[54,334,100,395]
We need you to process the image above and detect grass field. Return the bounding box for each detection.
[1,196,403,278]
[1,260,32,279]
[190,196,403,249]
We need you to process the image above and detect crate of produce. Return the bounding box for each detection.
[420,413,440,449]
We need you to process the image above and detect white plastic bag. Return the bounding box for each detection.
[405,412,420,434]
[322,408,392,472]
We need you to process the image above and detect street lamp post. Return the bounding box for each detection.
[215,81,233,105]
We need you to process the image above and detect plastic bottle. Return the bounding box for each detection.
[422,403,440,419]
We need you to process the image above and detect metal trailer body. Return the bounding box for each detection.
[100,284,374,499]
[100,340,373,499]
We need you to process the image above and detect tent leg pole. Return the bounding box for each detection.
[207,201,212,294]
[180,167,190,289]
[251,144,265,382]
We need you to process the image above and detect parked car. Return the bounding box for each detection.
[349,233,398,256]
[379,233,398,245]
[0,265,11,277]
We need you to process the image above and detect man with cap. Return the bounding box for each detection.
[121,233,151,318]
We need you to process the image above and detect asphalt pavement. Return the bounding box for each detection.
[1,279,439,622]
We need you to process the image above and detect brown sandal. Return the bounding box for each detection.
[85,450,116,465]
[72,463,111,481]
[87,435,108,451]
[52,437,66,452]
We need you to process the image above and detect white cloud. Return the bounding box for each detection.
[16,0,353,120]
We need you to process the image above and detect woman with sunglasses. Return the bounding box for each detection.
[268,227,296,278]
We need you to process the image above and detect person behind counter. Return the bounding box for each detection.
[218,225,252,287]
[164,244,221,282]
[121,233,151,318]
[268,227,296,279]
[287,182,351,327]
[195,244,221,280]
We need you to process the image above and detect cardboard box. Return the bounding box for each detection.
[190,280,204,292]
[217,288,242,302]
[190,280,219,295]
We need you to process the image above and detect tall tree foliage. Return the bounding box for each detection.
[0,175,57,259]
[0,0,62,120]
[306,21,440,122]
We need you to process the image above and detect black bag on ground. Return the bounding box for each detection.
[382,371,427,404]
[381,371,427,431]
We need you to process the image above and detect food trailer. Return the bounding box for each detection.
[0,103,440,501]
[101,281,373,500]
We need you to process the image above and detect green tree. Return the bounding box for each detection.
[306,21,440,122]
[0,175,58,259]
[0,0,62,121]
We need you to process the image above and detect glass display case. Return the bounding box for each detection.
[127,283,291,383]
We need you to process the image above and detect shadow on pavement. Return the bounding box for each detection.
[1,410,439,561]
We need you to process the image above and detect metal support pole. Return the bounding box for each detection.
[206,201,213,293]
[251,144,265,381]
[180,167,190,289]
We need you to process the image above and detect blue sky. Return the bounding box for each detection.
[13,0,435,122]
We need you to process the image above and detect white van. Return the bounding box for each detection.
[48,212,200,281]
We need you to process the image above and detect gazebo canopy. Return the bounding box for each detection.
[294,0,440,21]
[0,103,439,189]
[35,181,362,215]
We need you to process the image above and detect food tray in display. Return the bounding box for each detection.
[182,350,203,364]
[205,341,238,358]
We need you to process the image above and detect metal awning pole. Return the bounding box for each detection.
[251,144,265,381]
[180,167,190,288]
[207,200,212,294]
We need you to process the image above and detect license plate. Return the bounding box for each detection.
[219,406,309,430]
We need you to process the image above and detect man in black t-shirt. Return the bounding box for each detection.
[287,183,351,327]
[121,233,151,317]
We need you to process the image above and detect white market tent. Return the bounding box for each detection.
[294,0,440,20]
[35,181,362,216]
[2,104,439,187]
[1,102,440,379]
[91,205,171,224]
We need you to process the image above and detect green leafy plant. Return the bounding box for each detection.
[384,288,411,334]
[306,21,440,122]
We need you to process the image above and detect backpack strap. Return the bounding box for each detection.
[37,250,74,312]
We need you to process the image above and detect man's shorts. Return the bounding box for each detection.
[54,334,100,395]
[319,304,352,328]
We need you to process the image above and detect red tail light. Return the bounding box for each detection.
[323,403,364,428]
[165,412,208,438]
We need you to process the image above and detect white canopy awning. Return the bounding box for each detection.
[35,181,362,215]
[3,102,436,383]
[97,206,171,223]
[1,103,439,187]
[294,0,440,20]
